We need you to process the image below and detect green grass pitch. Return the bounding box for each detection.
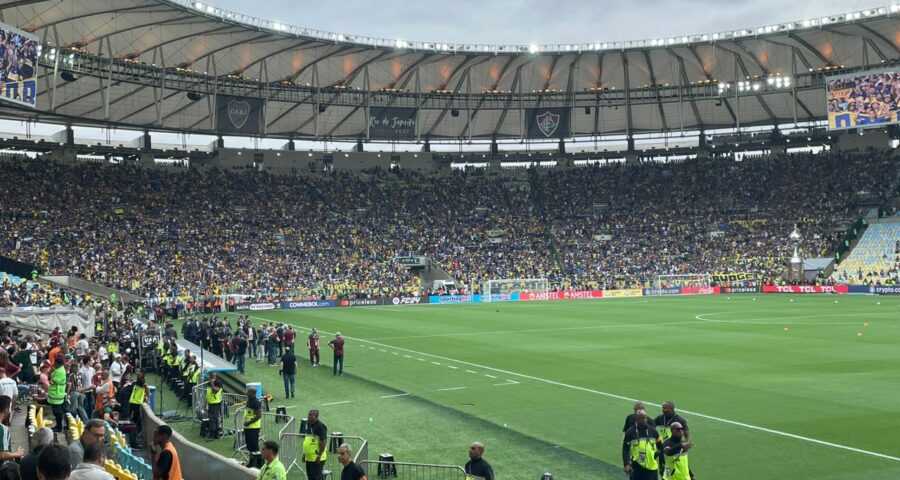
[160,294,900,479]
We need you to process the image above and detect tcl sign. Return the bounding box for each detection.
[391,297,423,305]
[762,285,848,294]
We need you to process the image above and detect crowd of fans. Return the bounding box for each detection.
[539,151,898,289]
[0,150,897,301]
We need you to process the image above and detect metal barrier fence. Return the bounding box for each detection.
[231,407,296,462]
[356,461,466,480]
[279,433,367,478]
[192,381,248,434]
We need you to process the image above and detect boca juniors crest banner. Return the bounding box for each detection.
[215,95,266,135]
[526,108,570,139]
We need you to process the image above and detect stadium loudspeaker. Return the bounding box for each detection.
[451,109,460,117]
[60,71,78,82]
[186,91,202,101]
[318,104,328,113]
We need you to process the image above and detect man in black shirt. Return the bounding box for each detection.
[622,410,661,480]
[279,350,297,399]
[464,442,494,480]
[654,402,695,479]
[337,443,367,480]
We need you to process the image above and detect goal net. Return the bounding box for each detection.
[481,278,549,302]
[652,274,710,291]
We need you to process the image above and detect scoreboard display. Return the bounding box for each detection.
[0,21,38,108]
[826,69,900,130]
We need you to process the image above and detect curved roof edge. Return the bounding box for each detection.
[169,0,899,54]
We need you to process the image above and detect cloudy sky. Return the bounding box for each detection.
[205,0,887,45]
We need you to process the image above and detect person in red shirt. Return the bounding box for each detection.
[283,327,295,354]
[307,328,320,367]
[327,333,344,377]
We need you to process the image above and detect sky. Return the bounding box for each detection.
[203,0,889,45]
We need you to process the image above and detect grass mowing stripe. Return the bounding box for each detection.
[248,314,900,464]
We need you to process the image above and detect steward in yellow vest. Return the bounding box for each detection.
[662,422,692,480]
[622,410,661,480]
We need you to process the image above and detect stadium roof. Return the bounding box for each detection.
[2,0,899,140]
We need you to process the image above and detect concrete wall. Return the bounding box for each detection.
[833,128,891,151]
[198,148,444,172]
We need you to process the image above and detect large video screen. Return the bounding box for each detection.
[0,22,38,108]
[826,70,900,130]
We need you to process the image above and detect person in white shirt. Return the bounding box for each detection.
[0,371,17,408]
[109,356,124,388]
[77,358,95,389]
[75,334,90,358]
[69,442,114,480]
[98,345,108,363]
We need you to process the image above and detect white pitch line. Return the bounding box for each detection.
[431,362,441,365]
[695,311,894,325]
[403,355,412,359]
[447,365,458,370]
[391,352,399,355]
[493,382,519,386]
[379,393,410,399]
[269,320,900,464]
[322,400,352,406]
[379,349,386,352]
[484,374,497,379]
[417,358,425,361]
[465,370,478,374]
[437,386,466,391]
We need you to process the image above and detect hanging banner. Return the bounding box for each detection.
[526,108,570,139]
[215,95,266,135]
[0,21,39,107]
[369,107,417,140]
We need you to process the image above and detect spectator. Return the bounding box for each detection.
[67,419,105,469]
[68,443,113,480]
[37,444,72,480]
[20,427,53,480]
[0,396,23,464]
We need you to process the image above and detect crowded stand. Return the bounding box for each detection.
[1,151,897,302]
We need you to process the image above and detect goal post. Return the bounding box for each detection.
[652,274,710,291]
[481,278,549,302]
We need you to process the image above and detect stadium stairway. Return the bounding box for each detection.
[527,168,565,272]
[832,219,900,284]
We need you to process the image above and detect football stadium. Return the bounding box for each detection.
[0,1,899,480]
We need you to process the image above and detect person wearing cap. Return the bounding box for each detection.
[622,410,661,480]
[662,422,692,480]
[327,332,344,377]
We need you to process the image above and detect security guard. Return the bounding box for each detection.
[129,377,150,431]
[206,372,223,440]
[243,386,263,468]
[257,441,286,480]
[302,409,327,480]
[622,410,661,480]
[662,422,691,480]
[654,401,690,444]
